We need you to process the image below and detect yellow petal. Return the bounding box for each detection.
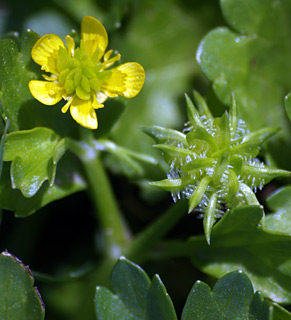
[29,80,63,105]
[96,91,108,103]
[92,91,105,109]
[31,34,65,74]
[70,96,98,129]
[101,62,145,98]
[81,16,108,60]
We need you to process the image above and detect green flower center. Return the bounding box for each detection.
[56,46,110,100]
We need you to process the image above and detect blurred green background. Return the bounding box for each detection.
[0,0,227,319]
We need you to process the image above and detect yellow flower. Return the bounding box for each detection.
[29,16,145,129]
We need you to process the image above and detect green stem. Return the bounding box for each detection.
[68,133,130,259]
[125,199,188,263]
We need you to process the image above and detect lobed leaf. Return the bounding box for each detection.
[3,127,67,197]
[185,205,291,303]
[0,118,9,179]
[0,251,45,320]
[0,155,87,217]
[95,257,176,320]
[0,30,79,138]
[197,0,291,167]
[181,270,288,320]
[213,270,253,319]
[181,280,221,320]
[0,30,39,132]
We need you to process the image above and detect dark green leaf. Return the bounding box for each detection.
[213,270,253,319]
[0,30,39,131]
[95,287,134,320]
[273,303,291,320]
[110,257,151,318]
[3,127,66,197]
[0,118,9,179]
[182,271,273,320]
[265,186,291,235]
[197,0,291,167]
[0,154,86,217]
[0,30,78,138]
[146,275,177,320]
[249,291,273,320]
[181,280,221,320]
[95,257,177,320]
[185,205,291,303]
[0,251,45,320]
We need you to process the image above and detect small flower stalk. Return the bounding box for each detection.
[29,16,145,129]
[143,92,290,243]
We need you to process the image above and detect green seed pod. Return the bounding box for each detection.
[143,92,290,243]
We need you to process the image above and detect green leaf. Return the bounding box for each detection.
[265,185,291,234]
[0,155,86,217]
[0,118,9,179]
[3,127,66,197]
[0,30,78,138]
[213,270,254,319]
[0,251,45,320]
[182,271,273,320]
[185,205,291,303]
[181,280,221,320]
[197,0,291,167]
[146,275,177,320]
[0,30,39,132]
[273,303,291,320]
[95,287,134,320]
[249,291,273,320]
[110,258,150,318]
[95,257,177,320]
